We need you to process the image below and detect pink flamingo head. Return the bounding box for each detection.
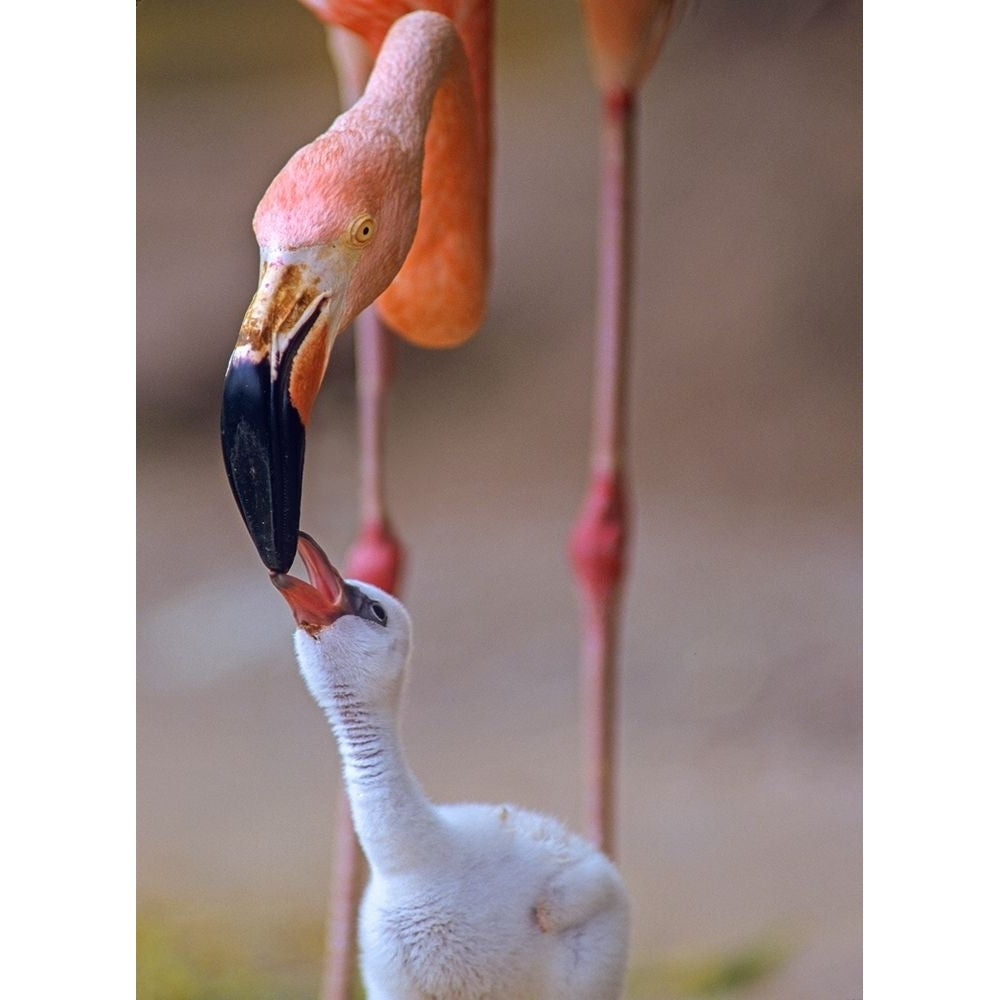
[251,121,422,337]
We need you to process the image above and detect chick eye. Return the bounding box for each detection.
[350,215,376,246]
[369,602,388,626]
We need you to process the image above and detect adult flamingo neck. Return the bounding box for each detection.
[357,13,459,151]
[354,10,489,346]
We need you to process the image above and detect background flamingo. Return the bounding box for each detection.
[138,3,862,996]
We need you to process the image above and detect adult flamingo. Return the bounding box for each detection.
[221,5,490,575]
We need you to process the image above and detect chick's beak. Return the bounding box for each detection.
[271,531,359,636]
[221,253,345,573]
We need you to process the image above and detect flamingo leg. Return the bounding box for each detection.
[346,308,404,594]
[570,89,635,859]
[321,798,366,1000]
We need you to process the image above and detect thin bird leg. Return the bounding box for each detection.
[569,88,635,860]
[322,800,366,1000]
[346,306,404,596]
[319,27,403,1000]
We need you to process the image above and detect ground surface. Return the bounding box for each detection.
[137,2,861,996]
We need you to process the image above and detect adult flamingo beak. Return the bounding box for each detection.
[271,531,365,635]
[221,249,349,573]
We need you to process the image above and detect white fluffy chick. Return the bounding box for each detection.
[273,532,630,1000]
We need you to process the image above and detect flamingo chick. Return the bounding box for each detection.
[272,532,630,1000]
[222,10,486,574]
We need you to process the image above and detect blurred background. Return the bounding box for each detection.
[137,1,861,997]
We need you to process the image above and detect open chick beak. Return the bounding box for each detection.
[221,250,347,573]
[270,531,359,636]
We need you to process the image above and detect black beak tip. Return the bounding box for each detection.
[221,355,306,574]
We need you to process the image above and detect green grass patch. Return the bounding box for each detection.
[137,911,327,1000]
[627,938,789,999]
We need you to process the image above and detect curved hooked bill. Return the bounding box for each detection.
[271,531,368,635]
[221,277,331,574]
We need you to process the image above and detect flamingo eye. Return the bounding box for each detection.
[350,215,376,246]
[369,602,388,626]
